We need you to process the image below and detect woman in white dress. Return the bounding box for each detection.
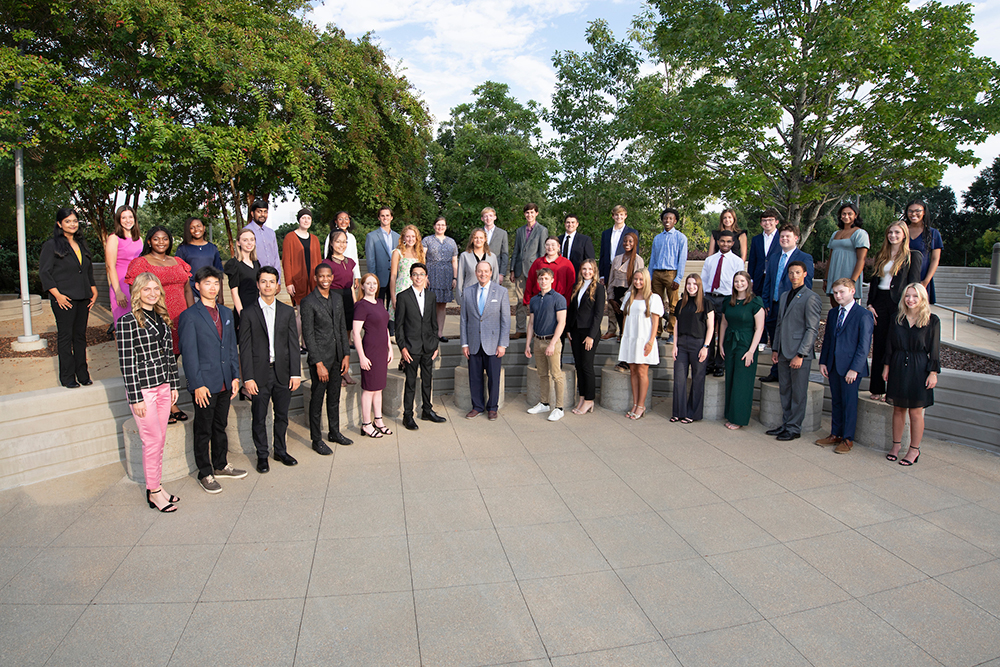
[618,268,663,419]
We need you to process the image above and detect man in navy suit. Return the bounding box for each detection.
[558,214,595,275]
[747,208,781,306]
[599,204,638,338]
[460,261,511,420]
[179,266,246,494]
[817,278,874,454]
[761,224,814,381]
[364,206,400,334]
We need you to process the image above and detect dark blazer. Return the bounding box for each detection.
[558,232,596,274]
[774,287,822,359]
[394,287,439,356]
[39,238,96,300]
[748,232,780,294]
[238,298,301,385]
[599,225,639,283]
[566,282,606,341]
[178,301,240,393]
[761,248,814,305]
[819,304,874,378]
[866,250,924,307]
[300,288,350,369]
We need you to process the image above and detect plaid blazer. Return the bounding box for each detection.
[117,310,181,404]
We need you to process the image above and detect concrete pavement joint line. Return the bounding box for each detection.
[396,418,423,667]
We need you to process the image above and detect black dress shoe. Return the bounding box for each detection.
[81,379,93,386]
[256,458,270,474]
[274,452,298,466]
[403,415,419,431]
[312,441,333,455]
[713,368,725,377]
[328,431,354,446]
[765,426,787,436]
[421,409,446,423]
[64,382,80,389]
[760,372,779,383]
[776,431,800,441]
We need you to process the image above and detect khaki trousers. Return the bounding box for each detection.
[533,337,564,408]
[651,269,679,335]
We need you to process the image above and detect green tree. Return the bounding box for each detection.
[644,0,1000,245]
[430,81,555,242]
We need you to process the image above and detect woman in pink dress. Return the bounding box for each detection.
[105,205,143,328]
[126,225,194,423]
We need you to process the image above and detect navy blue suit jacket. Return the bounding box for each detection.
[178,301,241,393]
[599,225,639,283]
[748,232,780,294]
[761,248,814,305]
[819,304,874,378]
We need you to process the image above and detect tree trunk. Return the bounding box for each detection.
[218,187,236,258]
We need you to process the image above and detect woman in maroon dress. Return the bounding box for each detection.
[352,273,393,438]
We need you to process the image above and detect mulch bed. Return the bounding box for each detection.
[0,325,114,359]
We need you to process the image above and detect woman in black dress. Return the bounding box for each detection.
[566,259,605,415]
[882,283,940,466]
[707,209,748,264]
[39,208,99,388]
[671,274,714,423]
[224,227,261,332]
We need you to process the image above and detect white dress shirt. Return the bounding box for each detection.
[610,226,624,258]
[563,232,575,258]
[485,225,496,246]
[577,279,591,306]
[414,288,426,317]
[700,251,746,296]
[258,296,276,363]
[762,230,777,256]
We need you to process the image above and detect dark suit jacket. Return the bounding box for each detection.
[567,283,606,341]
[774,287,822,359]
[865,250,924,307]
[748,232,780,294]
[178,301,240,393]
[558,232,595,274]
[762,248,814,305]
[819,304,874,378]
[238,298,301,385]
[394,287,439,356]
[599,225,639,283]
[39,238,96,300]
[300,288,350,369]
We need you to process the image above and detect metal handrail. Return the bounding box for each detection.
[933,302,1000,341]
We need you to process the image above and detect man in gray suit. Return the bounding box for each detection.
[481,207,509,282]
[460,261,511,420]
[364,205,400,334]
[509,203,548,338]
[768,260,822,441]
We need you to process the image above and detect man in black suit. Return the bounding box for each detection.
[300,264,354,454]
[239,266,301,473]
[395,262,447,430]
[179,266,246,494]
[558,214,595,275]
[598,204,639,338]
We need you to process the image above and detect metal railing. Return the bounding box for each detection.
[928,282,1000,341]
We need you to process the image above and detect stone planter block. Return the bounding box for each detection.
[526,364,577,409]
[452,364,506,413]
[299,380,364,433]
[600,364,650,413]
[855,395,910,451]
[758,380,824,432]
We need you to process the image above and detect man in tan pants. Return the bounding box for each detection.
[524,269,567,422]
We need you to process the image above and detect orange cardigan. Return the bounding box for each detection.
[282,232,322,305]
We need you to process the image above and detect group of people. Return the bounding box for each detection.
[38,198,944,512]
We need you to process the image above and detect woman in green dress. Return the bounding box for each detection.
[719,271,765,429]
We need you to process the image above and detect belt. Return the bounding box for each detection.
[708,292,727,297]
[534,334,554,340]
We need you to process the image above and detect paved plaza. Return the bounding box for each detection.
[1,395,999,666]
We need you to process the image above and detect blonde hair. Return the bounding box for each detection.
[679,273,705,313]
[611,204,627,216]
[897,282,932,328]
[729,270,755,306]
[130,272,171,328]
[871,220,912,279]
[625,268,653,319]
[396,224,426,263]
[236,228,258,263]
[570,259,599,303]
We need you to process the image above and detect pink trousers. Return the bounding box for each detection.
[131,383,172,490]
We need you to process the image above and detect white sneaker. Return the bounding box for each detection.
[547,408,564,422]
[527,402,551,414]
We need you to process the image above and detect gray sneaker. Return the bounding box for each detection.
[199,475,223,494]
[214,464,247,479]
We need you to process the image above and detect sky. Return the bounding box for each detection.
[269,0,1000,225]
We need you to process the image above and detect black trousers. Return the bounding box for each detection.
[403,351,434,417]
[570,327,599,400]
[52,297,90,386]
[192,389,231,478]
[673,334,707,420]
[309,363,343,443]
[379,286,395,335]
[610,286,628,332]
[468,348,502,412]
[332,288,354,332]
[704,293,727,370]
[868,288,894,396]
[251,364,291,459]
[765,299,781,375]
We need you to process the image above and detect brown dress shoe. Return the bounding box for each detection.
[510,332,526,340]
[834,439,854,454]
[815,435,843,447]
[487,411,498,421]
[465,409,482,419]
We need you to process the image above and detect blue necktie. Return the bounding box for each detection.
[836,306,846,333]
[774,253,788,302]
[478,286,486,315]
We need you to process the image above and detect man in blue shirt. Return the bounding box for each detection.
[649,208,688,342]
[242,200,280,283]
[525,269,567,422]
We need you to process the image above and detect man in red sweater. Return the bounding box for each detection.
[523,236,576,305]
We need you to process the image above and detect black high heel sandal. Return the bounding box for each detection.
[146,489,178,513]
[899,446,920,466]
[373,417,393,436]
[886,441,902,462]
[361,422,383,438]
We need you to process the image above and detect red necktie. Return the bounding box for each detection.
[711,254,724,292]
